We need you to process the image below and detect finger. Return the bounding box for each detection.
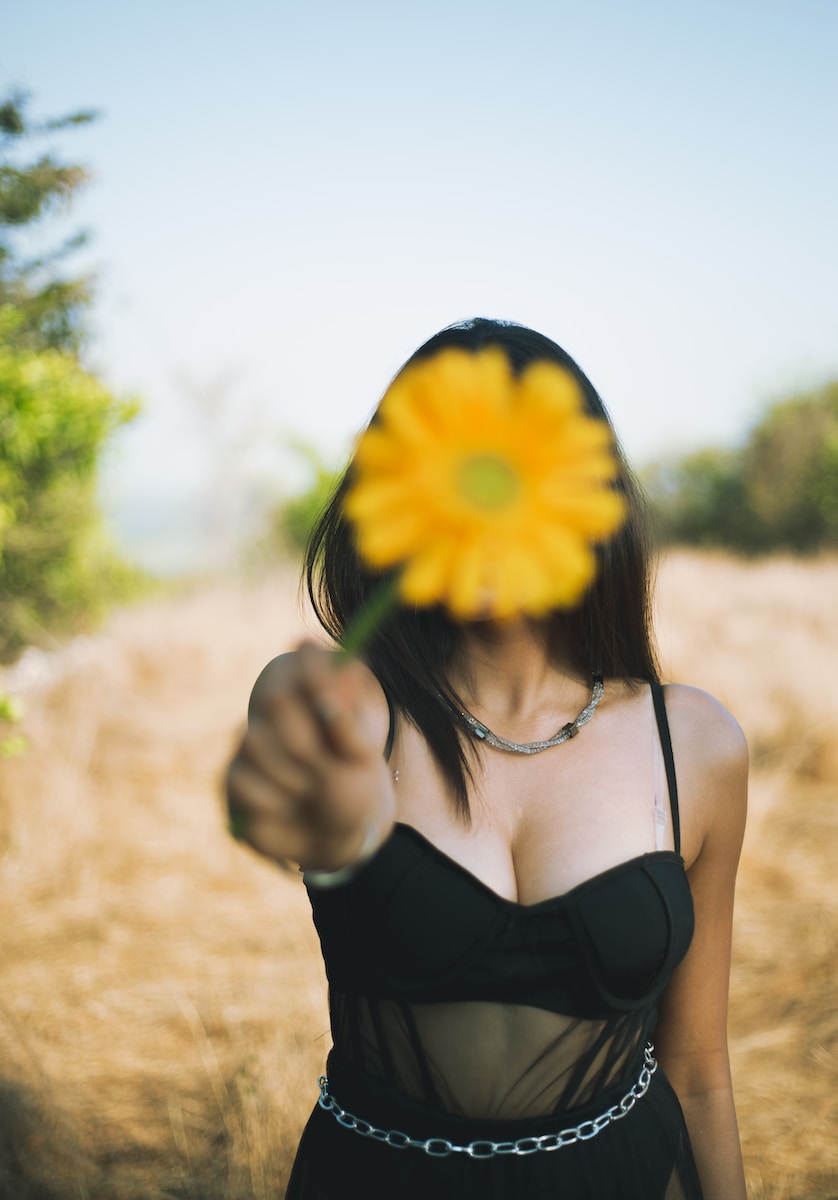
[236,810,310,866]
[226,774,353,868]
[226,756,303,829]
[296,656,378,764]
[254,690,326,768]
[241,716,320,786]
[309,688,379,763]
[293,640,341,707]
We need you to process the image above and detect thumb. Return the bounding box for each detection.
[295,642,382,763]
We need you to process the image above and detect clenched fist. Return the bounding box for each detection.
[225,642,395,874]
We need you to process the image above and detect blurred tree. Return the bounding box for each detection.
[0,90,97,354]
[645,380,838,554]
[0,310,141,661]
[644,448,755,550]
[266,440,341,556]
[742,382,838,552]
[0,92,143,662]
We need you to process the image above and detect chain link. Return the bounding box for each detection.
[317,1042,657,1159]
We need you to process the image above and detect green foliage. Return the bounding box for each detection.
[269,441,341,554]
[0,90,145,663]
[741,382,838,552]
[645,381,838,554]
[0,314,143,661]
[643,447,768,552]
[0,90,97,354]
[0,690,27,757]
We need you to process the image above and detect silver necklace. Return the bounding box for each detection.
[455,673,604,755]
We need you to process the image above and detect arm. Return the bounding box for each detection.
[226,643,395,872]
[655,685,749,1200]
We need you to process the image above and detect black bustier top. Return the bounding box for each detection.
[304,682,694,1120]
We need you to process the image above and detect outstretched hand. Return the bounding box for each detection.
[225,642,395,873]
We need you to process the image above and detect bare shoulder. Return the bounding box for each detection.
[662,683,748,771]
[661,684,748,861]
[247,649,392,751]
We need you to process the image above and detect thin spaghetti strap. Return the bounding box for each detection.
[650,682,681,855]
[383,691,396,761]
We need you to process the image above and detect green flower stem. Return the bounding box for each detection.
[228,811,248,841]
[339,575,401,660]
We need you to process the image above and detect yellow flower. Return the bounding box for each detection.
[344,348,626,620]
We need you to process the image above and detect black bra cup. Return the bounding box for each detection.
[309,824,694,1018]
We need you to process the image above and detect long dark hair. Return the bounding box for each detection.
[305,318,660,818]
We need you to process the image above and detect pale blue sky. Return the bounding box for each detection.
[3,0,837,568]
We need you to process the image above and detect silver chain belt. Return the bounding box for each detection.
[317,1042,657,1159]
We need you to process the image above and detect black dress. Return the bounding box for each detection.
[286,683,704,1199]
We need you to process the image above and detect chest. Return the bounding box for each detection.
[309,823,694,1015]
[390,699,671,906]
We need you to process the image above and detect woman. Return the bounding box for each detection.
[226,319,748,1199]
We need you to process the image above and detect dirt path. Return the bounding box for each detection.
[0,555,836,1198]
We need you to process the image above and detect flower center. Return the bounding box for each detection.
[458,454,520,511]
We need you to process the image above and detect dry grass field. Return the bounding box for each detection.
[0,551,836,1199]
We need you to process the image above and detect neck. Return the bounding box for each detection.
[448,617,587,723]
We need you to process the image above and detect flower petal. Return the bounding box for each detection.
[344,348,626,621]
